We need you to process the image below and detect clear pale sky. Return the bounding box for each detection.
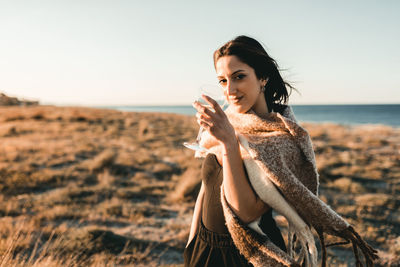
[0,0,399,106]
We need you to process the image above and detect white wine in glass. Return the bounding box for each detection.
[183,84,227,152]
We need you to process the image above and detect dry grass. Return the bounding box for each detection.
[0,106,399,266]
[0,106,198,266]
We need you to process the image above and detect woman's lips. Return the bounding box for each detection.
[230,96,243,104]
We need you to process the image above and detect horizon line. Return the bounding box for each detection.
[41,102,400,107]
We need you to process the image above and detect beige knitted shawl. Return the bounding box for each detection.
[195,105,378,267]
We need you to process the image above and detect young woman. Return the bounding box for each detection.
[184,35,294,266]
[183,36,377,267]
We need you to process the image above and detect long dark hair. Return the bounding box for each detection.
[213,35,298,113]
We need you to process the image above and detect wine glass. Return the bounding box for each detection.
[183,84,227,152]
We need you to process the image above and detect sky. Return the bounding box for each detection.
[0,0,399,106]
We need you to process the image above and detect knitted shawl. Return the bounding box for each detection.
[194,105,378,267]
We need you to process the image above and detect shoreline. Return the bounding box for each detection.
[4,104,399,128]
[100,104,400,129]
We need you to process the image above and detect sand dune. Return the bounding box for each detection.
[0,106,398,266]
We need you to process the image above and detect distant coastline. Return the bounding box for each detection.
[0,92,39,106]
[100,104,400,128]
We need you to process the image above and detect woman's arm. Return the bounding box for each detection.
[186,180,205,247]
[220,138,270,224]
[193,96,269,225]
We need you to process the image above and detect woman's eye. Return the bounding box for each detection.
[218,79,227,84]
[235,74,245,80]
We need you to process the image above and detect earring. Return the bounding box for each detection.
[260,78,268,93]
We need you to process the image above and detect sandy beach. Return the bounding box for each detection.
[0,105,399,266]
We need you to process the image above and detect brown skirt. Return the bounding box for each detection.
[183,218,253,267]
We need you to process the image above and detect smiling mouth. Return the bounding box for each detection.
[230,96,243,104]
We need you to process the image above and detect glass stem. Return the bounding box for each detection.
[195,126,205,144]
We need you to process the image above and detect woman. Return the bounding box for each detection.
[184,36,377,267]
[184,35,294,266]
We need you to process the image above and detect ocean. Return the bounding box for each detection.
[104,104,400,128]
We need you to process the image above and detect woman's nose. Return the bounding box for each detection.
[226,81,237,95]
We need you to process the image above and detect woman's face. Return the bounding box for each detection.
[215,55,268,115]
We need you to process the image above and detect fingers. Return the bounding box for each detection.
[196,112,212,129]
[193,101,212,128]
[198,118,212,129]
[192,100,213,116]
[201,95,222,114]
[195,112,210,123]
[193,95,227,132]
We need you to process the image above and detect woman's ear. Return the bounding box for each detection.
[261,77,269,87]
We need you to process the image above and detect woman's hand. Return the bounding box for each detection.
[193,94,236,146]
